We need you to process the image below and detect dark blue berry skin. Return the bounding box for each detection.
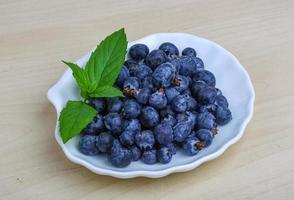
[108,140,132,168]
[216,94,229,108]
[145,49,167,70]
[178,56,198,76]
[124,59,138,76]
[182,47,197,57]
[130,145,141,161]
[215,88,222,95]
[129,44,149,61]
[136,88,151,105]
[107,98,123,113]
[190,80,207,99]
[173,75,189,92]
[198,104,217,113]
[197,86,217,104]
[192,57,204,70]
[119,130,135,147]
[165,143,177,154]
[169,58,181,72]
[123,119,141,132]
[197,112,217,129]
[215,106,232,125]
[157,147,172,164]
[123,99,141,119]
[160,105,175,118]
[88,98,106,113]
[140,106,160,128]
[134,63,153,79]
[152,63,175,88]
[154,123,174,145]
[149,90,167,110]
[165,87,180,103]
[140,76,155,92]
[193,70,216,87]
[182,137,201,156]
[83,114,105,135]
[96,132,114,152]
[104,113,123,135]
[162,114,177,127]
[123,77,140,96]
[182,89,191,96]
[116,65,130,86]
[159,42,179,56]
[185,94,197,110]
[172,95,188,113]
[176,111,197,128]
[135,130,155,150]
[79,135,99,156]
[141,149,157,164]
[173,122,192,142]
[196,129,213,147]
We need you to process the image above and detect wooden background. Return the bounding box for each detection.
[1,0,294,199]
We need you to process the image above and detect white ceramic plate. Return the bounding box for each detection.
[47,33,255,178]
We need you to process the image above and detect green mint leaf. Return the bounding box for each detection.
[62,61,90,98]
[90,85,124,98]
[59,101,97,143]
[85,28,127,88]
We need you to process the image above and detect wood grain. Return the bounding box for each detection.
[1,0,294,199]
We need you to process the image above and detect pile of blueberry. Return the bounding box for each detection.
[79,42,232,167]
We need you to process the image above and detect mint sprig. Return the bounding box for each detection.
[59,28,127,143]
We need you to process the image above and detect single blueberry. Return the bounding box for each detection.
[116,65,130,86]
[149,89,167,110]
[135,130,155,150]
[173,75,189,93]
[141,149,157,164]
[88,98,106,113]
[133,63,153,79]
[215,106,232,125]
[83,114,105,135]
[96,131,114,152]
[129,44,149,61]
[197,86,217,104]
[165,87,180,103]
[104,113,123,135]
[182,137,201,156]
[190,80,207,99]
[184,94,197,110]
[215,94,229,108]
[162,114,177,127]
[165,143,177,154]
[152,63,175,88]
[197,112,217,129]
[136,88,151,104]
[159,42,179,56]
[154,123,174,145]
[182,47,197,57]
[169,57,181,72]
[178,56,198,76]
[108,140,132,167]
[140,106,160,128]
[119,130,135,147]
[172,94,188,113]
[123,77,140,97]
[79,135,99,156]
[123,99,141,119]
[176,111,197,128]
[192,57,204,70]
[145,49,167,69]
[123,119,141,132]
[193,70,216,87]
[195,129,213,147]
[107,98,123,113]
[130,145,141,161]
[124,59,138,76]
[173,122,192,142]
[157,147,172,164]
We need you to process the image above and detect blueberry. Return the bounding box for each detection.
[172,94,188,113]
[160,105,175,118]
[88,98,106,113]
[123,119,141,132]
[176,111,197,128]
[178,56,198,76]
[124,59,138,76]
[173,75,189,92]
[193,70,216,87]
[133,63,153,79]
[135,130,155,150]
[182,89,191,96]
[152,63,175,88]
[136,88,151,104]
[119,130,135,147]
[140,106,160,128]
[129,44,149,61]
[159,42,179,56]
[145,49,167,69]
[197,86,217,104]
[141,149,157,164]
[173,122,192,142]
[162,114,177,127]
[107,98,123,113]
[165,143,177,154]
[190,80,207,99]
[154,123,173,145]
[182,47,197,57]
[165,87,180,103]
[198,104,217,113]
[215,88,222,95]
[108,140,132,167]
[96,132,114,152]
[182,137,201,156]
[104,113,123,135]
[140,76,155,91]
[195,129,213,148]
[83,114,105,135]
[149,89,167,109]
[197,112,217,129]
[192,57,205,70]
[79,135,99,156]
[123,77,140,97]
[215,94,229,108]
[185,94,197,110]
[169,57,181,72]
[130,145,141,161]
[123,99,141,119]
[116,65,130,86]
[157,147,172,164]
[215,106,232,125]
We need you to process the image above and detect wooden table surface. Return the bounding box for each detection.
[1,0,294,199]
